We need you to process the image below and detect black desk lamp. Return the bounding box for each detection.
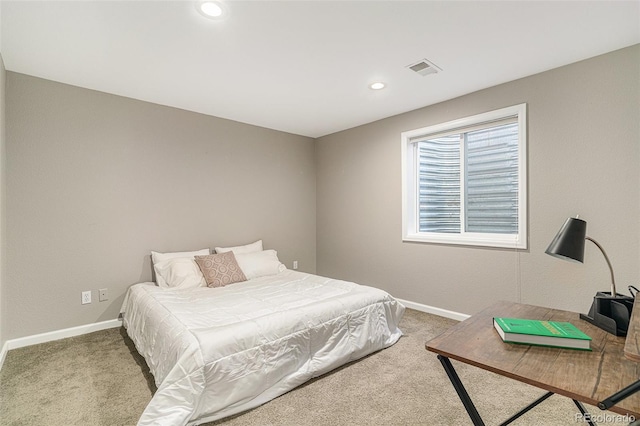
[545,216,634,336]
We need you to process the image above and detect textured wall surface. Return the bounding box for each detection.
[5,73,316,339]
[4,45,639,341]
[316,45,640,316]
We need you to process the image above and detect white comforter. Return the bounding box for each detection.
[122,270,405,425]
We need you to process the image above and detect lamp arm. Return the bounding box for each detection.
[585,237,617,297]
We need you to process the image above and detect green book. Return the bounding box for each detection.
[493,317,591,351]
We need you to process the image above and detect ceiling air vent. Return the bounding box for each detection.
[407,59,441,77]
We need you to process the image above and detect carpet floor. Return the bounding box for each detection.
[0,309,633,425]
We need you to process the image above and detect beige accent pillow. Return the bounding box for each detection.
[194,252,247,288]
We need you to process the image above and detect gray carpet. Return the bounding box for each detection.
[0,309,630,425]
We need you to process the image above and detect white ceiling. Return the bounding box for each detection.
[2,1,639,138]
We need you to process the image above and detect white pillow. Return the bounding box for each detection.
[151,248,210,287]
[235,249,284,280]
[215,240,263,255]
[154,258,207,289]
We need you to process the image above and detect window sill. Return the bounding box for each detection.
[402,233,527,250]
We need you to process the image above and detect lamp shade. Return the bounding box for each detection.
[545,217,587,263]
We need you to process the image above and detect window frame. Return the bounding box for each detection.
[401,103,528,249]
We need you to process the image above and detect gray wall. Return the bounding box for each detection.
[316,45,640,316]
[4,45,639,341]
[5,73,316,340]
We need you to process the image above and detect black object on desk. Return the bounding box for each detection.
[580,291,634,336]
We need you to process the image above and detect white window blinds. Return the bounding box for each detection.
[465,121,519,234]
[417,135,460,233]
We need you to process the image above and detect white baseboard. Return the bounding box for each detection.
[0,318,122,371]
[397,298,470,322]
[0,340,9,372]
[0,299,465,371]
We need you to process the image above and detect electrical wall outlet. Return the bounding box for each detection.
[81,291,92,305]
[99,288,108,302]
[293,260,298,270]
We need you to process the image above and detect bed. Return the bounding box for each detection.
[121,244,404,425]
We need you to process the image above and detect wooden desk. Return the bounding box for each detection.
[426,300,640,425]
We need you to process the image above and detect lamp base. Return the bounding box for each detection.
[580,292,634,336]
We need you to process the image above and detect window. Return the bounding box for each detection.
[401,104,527,249]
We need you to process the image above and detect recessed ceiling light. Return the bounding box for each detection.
[369,82,386,90]
[197,1,228,20]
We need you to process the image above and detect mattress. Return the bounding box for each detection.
[122,269,405,425]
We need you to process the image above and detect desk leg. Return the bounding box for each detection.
[437,355,485,426]
[573,400,597,426]
[437,355,595,426]
[497,391,554,426]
